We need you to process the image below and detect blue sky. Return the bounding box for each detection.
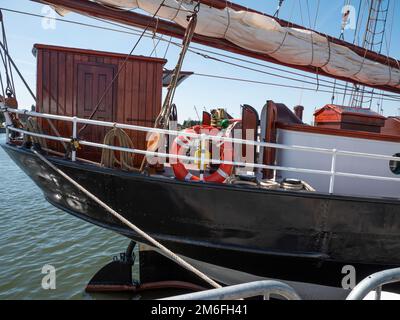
[2,0,400,124]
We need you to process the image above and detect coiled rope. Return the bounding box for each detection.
[100,128,136,171]
[227,176,315,192]
[281,179,316,192]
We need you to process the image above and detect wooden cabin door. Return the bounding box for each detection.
[76,62,116,161]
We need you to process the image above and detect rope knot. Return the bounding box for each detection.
[70,138,81,151]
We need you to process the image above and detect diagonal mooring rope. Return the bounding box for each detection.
[31,147,221,290]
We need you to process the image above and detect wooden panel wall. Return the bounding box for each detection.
[35,44,165,165]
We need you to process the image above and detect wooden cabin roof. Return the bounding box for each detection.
[386,116,400,123]
[314,104,386,119]
[33,43,167,65]
[162,70,193,87]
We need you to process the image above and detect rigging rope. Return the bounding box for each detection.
[350,0,391,109]
[2,7,398,103]
[1,6,399,105]
[367,0,391,110]
[273,0,285,18]
[2,8,331,91]
[154,3,199,130]
[313,0,320,30]
[150,17,161,57]
[186,43,400,101]
[0,41,35,101]
[184,46,399,99]
[78,0,167,136]
[332,0,351,104]
[31,147,222,290]
[0,9,67,151]
[140,3,199,172]
[0,10,15,98]
[379,0,396,114]
[163,36,173,59]
[298,0,305,26]
[0,38,67,150]
[191,72,400,103]
[342,0,363,105]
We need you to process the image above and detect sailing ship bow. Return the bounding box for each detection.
[33,0,400,94]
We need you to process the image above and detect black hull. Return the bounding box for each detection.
[3,143,400,292]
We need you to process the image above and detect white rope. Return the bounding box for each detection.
[31,148,221,289]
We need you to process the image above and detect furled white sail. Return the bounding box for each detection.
[59,0,400,89]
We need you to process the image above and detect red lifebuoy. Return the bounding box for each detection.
[170,125,233,183]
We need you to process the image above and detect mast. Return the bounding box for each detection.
[31,0,400,95]
[349,0,391,108]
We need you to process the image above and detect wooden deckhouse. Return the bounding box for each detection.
[34,44,166,163]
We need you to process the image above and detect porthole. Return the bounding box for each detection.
[389,153,400,175]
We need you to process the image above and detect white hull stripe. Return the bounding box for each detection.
[176,137,190,149]
[184,173,193,181]
[217,168,230,179]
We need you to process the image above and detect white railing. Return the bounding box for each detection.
[3,106,400,195]
[347,268,400,300]
[162,280,301,300]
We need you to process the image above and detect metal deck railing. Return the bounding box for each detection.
[161,280,301,300]
[3,105,400,196]
[346,268,400,300]
[161,268,400,300]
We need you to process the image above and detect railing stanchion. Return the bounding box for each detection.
[375,286,382,300]
[3,109,12,144]
[329,149,337,194]
[5,125,9,143]
[200,134,206,181]
[72,116,77,162]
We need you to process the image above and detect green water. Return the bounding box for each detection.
[0,135,136,299]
